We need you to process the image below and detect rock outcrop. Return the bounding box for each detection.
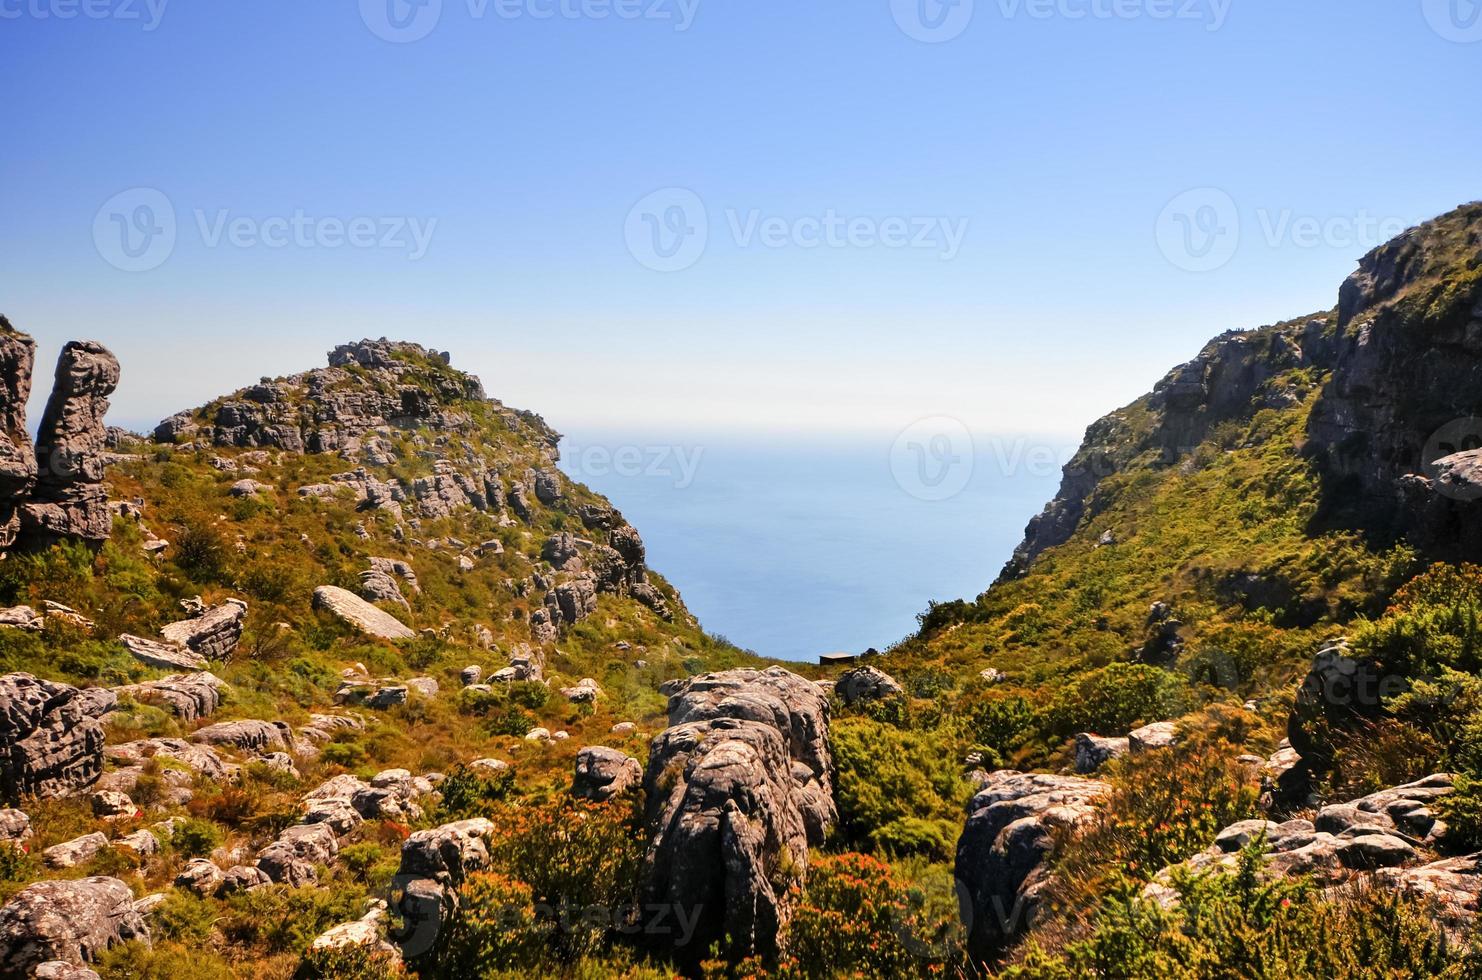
[0,320,37,551]
[0,674,115,803]
[955,771,1109,960]
[834,665,904,706]
[20,342,120,549]
[158,600,246,661]
[391,818,497,960]
[572,746,642,802]
[641,667,835,962]
[313,586,415,640]
[113,672,225,722]
[0,877,149,975]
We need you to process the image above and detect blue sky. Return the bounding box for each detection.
[3,0,1480,440]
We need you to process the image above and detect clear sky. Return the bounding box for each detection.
[3,0,1480,442]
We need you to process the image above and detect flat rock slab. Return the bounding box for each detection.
[312,586,415,640]
[119,634,206,671]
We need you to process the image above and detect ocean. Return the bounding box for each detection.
[557,429,1074,663]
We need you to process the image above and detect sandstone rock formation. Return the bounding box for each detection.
[0,877,149,975]
[641,667,835,962]
[955,771,1109,960]
[0,320,37,551]
[392,818,497,960]
[834,665,904,706]
[0,674,115,803]
[158,600,246,661]
[20,342,120,549]
[113,672,225,721]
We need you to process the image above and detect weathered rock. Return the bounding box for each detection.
[119,634,206,672]
[1128,721,1178,754]
[0,607,42,632]
[174,859,226,897]
[34,961,102,979]
[641,667,835,961]
[0,877,148,975]
[42,833,109,870]
[313,586,415,640]
[158,600,246,661]
[1073,733,1130,774]
[560,678,602,703]
[220,865,272,894]
[256,823,338,887]
[1376,854,1482,933]
[113,672,225,722]
[114,830,160,858]
[310,901,398,958]
[392,819,497,959]
[572,746,642,802]
[104,738,234,783]
[89,791,134,820]
[406,677,438,699]
[460,666,482,686]
[834,665,904,706]
[0,810,31,844]
[0,322,37,551]
[192,720,291,755]
[0,674,115,802]
[955,771,1109,959]
[20,341,120,549]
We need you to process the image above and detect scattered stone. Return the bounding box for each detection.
[572,747,642,802]
[158,599,246,661]
[220,865,272,894]
[1128,721,1178,754]
[406,677,438,699]
[460,666,482,686]
[119,634,206,672]
[229,479,267,497]
[559,678,602,703]
[174,859,226,897]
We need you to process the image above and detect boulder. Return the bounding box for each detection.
[34,962,102,979]
[192,719,291,755]
[113,672,225,722]
[174,859,226,897]
[955,771,1109,959]
[310,901,397,958]
[220,865,272,894]
[0,607,42,632]
[0,674,115,802]
[42,833,109,870]
[119,634,206,672]
[104,738,234,783]
[19,341,120,549]
[559,678,602,703]
[158,600,246,661]
[313,586,416,640]
[1073,733,1130,774]
[1376,854,1482,933]
[1128,721,1178,754]
[641,667,835,962]
[0,877,148,975]
[89,791,135,820]
[834,665,904,706]
[392,819,497,959]
[0,810,31,844]
[256,822,339,887]
[572,746,642,802]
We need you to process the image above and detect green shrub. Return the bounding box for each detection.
[170,817,223,858]
[831,716,971,860]
[436,765,517,821]
[435,872,547,976]
[1042,663,1191,741]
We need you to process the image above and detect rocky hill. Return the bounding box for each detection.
[4,205,1482,979]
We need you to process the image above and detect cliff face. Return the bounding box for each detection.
[1003,202,1482,582]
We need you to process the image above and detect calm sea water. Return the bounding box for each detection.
[558,430,1072,663]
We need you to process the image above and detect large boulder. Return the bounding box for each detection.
[1073,733,1130,774]
[955,771,1109,960]
[158,600,246,661]
[572,747,642,802]
[833,665,904,706]
[313,586,416,640]
[256,822,338,887]
[191,719,291,755]
[0,674,115,802]
[19,341,120,549]
[0,877,149,975]
[641,667,835,962]
[391,819,497,960]
[119,634,206,672]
